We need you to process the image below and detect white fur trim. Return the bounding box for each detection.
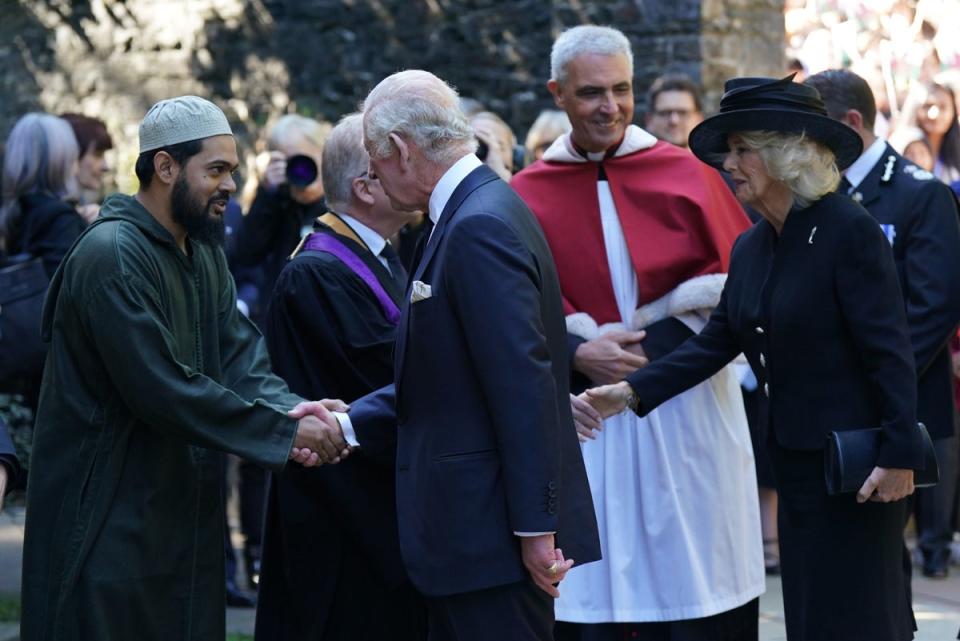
[631,274,727,330]
[565,313,629,341]
[566,312,600,340]
[543,125,658,163]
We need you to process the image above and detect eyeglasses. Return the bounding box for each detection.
[652,109,695,120]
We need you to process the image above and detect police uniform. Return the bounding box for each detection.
[844,139,960,576]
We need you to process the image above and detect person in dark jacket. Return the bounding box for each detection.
[20,95,345,641]
[230,114,330,328]
[584,76,926,641]
[1,113,85,279]
[0,113,86,403]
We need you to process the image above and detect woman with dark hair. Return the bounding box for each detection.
[1,112,85,277]
[60,113,114,222]
[584,76,925,641]
[913,82,960,185]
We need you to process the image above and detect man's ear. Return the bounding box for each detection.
[547,79,564,108]
[843,109,864,132]
[389,132,411,169]
[153,151,179,186]
[352,176,375,206]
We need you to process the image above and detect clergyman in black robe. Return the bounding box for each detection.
[255,113,426,641]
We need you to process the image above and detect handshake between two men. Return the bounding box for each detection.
[287,399,352,467]
[282,398,578,597]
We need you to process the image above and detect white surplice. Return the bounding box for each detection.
[550,128,765,623]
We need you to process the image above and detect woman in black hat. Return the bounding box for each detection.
[582,76,925,641]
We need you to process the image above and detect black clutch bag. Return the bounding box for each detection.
[824,423,940,496]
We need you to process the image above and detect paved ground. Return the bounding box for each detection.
[2,504,959,640]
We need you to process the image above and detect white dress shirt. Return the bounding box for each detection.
[336,212,393,273]
[335,153,482,446]
[843,136,887,192]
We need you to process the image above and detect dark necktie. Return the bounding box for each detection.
[380,242,408,289]
[408,218,435,277]
[838,176,852,194]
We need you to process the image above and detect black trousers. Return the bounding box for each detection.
[554,598,758,641]
[915,434,959,569]
[427,578,553,641]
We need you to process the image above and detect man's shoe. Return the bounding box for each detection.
[226,582,257,608]
[922,561,949,579]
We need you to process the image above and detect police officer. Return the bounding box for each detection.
[807,69,960,579]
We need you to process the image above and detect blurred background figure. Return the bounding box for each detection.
[470,110,519,182]
[644,73,705,149]
[60,112,114,223]
[1,113,84,279]
[890,126,937,172]
[523,109,570,163]
[224,113,332,608]
[905,82,960,186]
[0,112,84,424]
[0,417,20,512]
[232,114,332,328]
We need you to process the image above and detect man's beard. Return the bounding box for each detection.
[171,175,227,246]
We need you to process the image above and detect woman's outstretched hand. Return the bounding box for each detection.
[582,381,634,418]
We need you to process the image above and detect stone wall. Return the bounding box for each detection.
[1,0,784,191]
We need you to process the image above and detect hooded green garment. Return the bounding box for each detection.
[21,194,303,641]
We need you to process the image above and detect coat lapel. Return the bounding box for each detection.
[395,165,500,387]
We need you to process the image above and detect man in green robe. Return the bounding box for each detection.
[20,96,348,641]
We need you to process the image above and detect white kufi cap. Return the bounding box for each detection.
[138,95,233,153]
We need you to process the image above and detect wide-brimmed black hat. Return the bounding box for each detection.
[688,74,863,170]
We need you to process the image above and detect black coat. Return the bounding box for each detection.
[257,225,425,641]
[627,192,925,469]
[349,165,601,597]
[6,193,84,278]
[230,187,323,326]
[848,144,960,440]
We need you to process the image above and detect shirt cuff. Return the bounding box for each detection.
[514,531,556,536]
[334,411,360,448]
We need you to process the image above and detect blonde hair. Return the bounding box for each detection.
[524,110,571,161]
[267,114,332,154]
[737,131,840,208]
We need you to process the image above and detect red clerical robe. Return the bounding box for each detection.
[512,137,749,325]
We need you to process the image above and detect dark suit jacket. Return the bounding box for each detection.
[850,145,960,440]
[350,164,600,597]
[627,192,925,469]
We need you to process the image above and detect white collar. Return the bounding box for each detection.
[428,154,483,226]
[542,125,659,163]
[843,137,888,191]
[337,212,387,257]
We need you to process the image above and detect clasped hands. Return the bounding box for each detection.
[288,399,351,467]
[571,330,647,441]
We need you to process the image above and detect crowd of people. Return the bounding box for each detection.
[1,19,960,641]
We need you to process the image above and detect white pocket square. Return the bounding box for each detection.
[410,280,433,303]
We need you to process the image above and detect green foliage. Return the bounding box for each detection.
[226,634,253,641]
[0,595,20,622]
[0,393,33,472]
